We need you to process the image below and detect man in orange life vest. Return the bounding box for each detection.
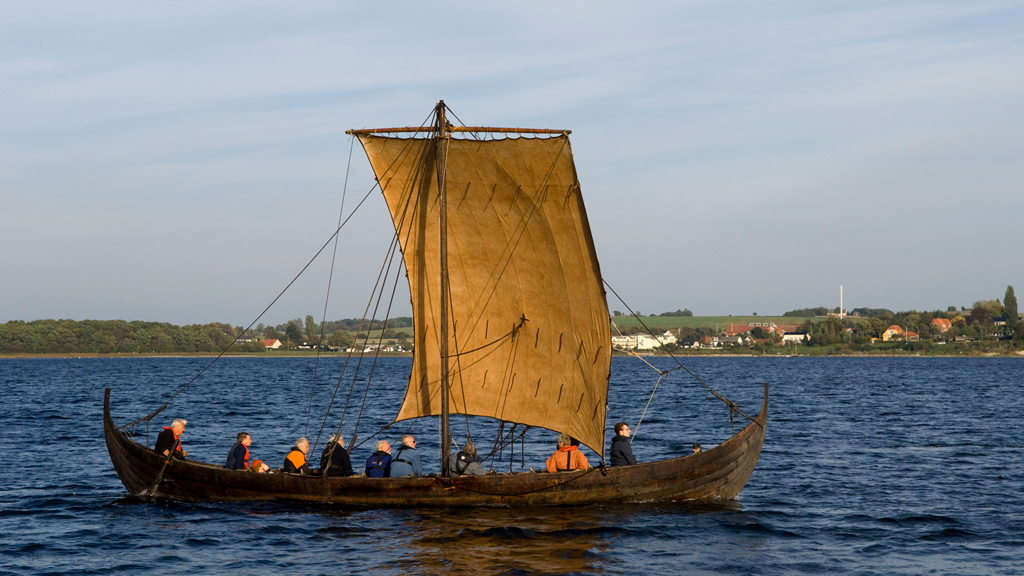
[226,432,252,470]
[283,437,311,474]
[545,432,589,473]
[154,419,187,459]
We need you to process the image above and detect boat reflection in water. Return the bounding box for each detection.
[321,502,743,574]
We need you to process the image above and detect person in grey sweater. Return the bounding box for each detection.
[449,441,486,476]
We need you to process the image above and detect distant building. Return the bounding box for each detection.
[634,334,660,350]
[781,332,807,344]
[930,318,952,333]
[656,331,677,345]
[611,335,635,349]
[345,343,408,353]
[726,323,777,336]
[611,334,661,350]
[701,336,721,349]
[261,339,282,350]
[679,337,699,348]
[881,325,905,342]
[905,331,920,341]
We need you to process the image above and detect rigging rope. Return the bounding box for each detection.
[342,241,405,456]
[310,231,401,457]
[309,120,431,454]
[305,137,356,437]
[121,182,380,430]
[603,279,759,427]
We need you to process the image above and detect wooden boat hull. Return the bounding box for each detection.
[104,384,768,506]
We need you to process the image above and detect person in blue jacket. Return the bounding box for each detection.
[389,434,423,477]
[365,440,392,478]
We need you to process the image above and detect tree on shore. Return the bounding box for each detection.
[305,315,318,343]
[285,321,303,345]
[1005,286,1019,340]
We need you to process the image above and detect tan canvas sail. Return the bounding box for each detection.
[356,133,612,456]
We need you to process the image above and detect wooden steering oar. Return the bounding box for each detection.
[141,438,183,497]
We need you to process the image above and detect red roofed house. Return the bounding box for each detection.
[726,323,779,336]
[930,318,952,333]
[725,324,750,336]
[261,339,282,350]
[881,325,905,342]
[905,331,920,341]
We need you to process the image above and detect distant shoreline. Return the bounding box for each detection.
[2,351,1022,359]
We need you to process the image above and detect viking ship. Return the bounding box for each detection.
[104,101,768,505]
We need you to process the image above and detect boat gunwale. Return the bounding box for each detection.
[103,384,767,506]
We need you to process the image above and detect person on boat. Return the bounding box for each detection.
[283,437,311,475]
[609,422,637,467]
[545,432,589,473]
[250,459,269,473]
[448,440,485,476]
[225,432,252,470]
[319,433,353,477]
[365,440,392,478]
[389,434,423,477]
[154,418,187,460]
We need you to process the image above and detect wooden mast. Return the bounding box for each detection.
[435,100,452,476]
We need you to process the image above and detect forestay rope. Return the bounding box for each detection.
[305,137,356,438]
[603,280,761,439]
[120,181,382,432]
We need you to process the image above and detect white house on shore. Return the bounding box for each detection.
[611,333,662,350]
[781,332,808,344]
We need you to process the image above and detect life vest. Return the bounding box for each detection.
[366,452,390,478]
[393,446,414,467]
[226,442,250,470]
[285,448,306,472]
[556,446,582,472]
[453,451,478,475]
[161,426,183,456]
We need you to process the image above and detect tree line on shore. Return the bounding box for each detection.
[613,286,1023,351]
[3,287,1019,354]
[0,315,415,354]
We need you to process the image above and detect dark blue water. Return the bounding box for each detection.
[1,357,1022,575]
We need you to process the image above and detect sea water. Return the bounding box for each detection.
[1,356,1022,575]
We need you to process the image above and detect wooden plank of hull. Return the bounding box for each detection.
[104,385,767,506]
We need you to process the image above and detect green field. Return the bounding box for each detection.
[609,315,823,330]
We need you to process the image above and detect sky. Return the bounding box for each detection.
[2,1,1022,326]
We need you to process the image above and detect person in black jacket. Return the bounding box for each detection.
[225,432,251,470]
[154,419,187,459]
[320,433,354,477]
[609,422,637,467]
